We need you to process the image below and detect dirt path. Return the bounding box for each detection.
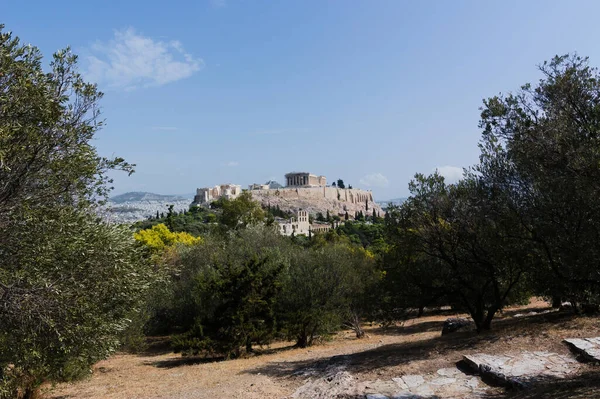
[43,300,600,399]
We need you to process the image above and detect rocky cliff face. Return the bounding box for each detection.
[249,187,383,217]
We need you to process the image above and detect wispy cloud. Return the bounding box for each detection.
[359,173,390,188]
[211,0,227,7]
[435,165,463,183]
[151,126,178,131]
[85,28,203,90]
[222,161,239,167]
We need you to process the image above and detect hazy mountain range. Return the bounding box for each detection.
[109,191,193,204]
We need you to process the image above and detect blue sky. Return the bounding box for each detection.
[3,0,600,200]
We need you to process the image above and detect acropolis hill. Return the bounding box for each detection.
[194,172,383,218]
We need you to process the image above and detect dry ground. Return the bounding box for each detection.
[43,299,600,399]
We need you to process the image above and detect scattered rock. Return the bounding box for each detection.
[559,302,572,311]
[441,318,473,335]
[462,351,579,389]
[391,377,408,390]
[430,377,457,386]
[400,374,425,388]
[564,337,600,362]
[437,367,462,377]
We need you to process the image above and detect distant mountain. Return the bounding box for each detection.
[265,180,283,189]
[109,191,189,204]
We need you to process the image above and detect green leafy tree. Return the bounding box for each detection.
[477,54,600,309]
[0,27,151,398]
[220,192,265,230]
[390,173,530,331]
[167,226,290,357]
[277,244,375,346]
[166,204,175,230]
[337,179,345,189]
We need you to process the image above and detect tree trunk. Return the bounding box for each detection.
[472,306,485,333]
[22,387,39,399]
[417,306,424,318]
[295,335,307,348]
[482,307,498,331]
[551,295,562,308]
[346,311,365,338]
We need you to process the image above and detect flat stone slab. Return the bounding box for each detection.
[463,351,579,389]
[564,337,600,362]
[359,367,491,398]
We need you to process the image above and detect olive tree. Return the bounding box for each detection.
[478,54,600,309]
[0,26,151,397]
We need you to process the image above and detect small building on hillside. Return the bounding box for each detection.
[277,209,340,236]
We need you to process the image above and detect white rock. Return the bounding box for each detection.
[437,367,461,377]
[430,377,457,386]
[400,375,425,388]
[391,377,408,390]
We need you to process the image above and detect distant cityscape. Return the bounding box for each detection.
[101,188,405,224]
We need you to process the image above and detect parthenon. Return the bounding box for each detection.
[285,172,326,187]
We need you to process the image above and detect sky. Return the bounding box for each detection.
[3,0,600,200]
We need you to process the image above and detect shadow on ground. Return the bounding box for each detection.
[144,343,299,368]
[482,369,600,399]
[144,355,225,368]
[367,320,446,337]
[244,311,579,379]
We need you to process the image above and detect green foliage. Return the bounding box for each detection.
[220,192,266,230]
[0,209,154,397]
[173,256,284,357]
[0,26,154,397]
[385,173,531,331]
[337,179,345,189]
[265,204,292,219]
[477,54,600,308]
[336,221,387,253]
[133,205,218,236]
[277,244,377,346]
[159,226,290,356]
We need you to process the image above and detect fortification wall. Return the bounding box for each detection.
[249,186,381,217]
[252,187,373,203]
